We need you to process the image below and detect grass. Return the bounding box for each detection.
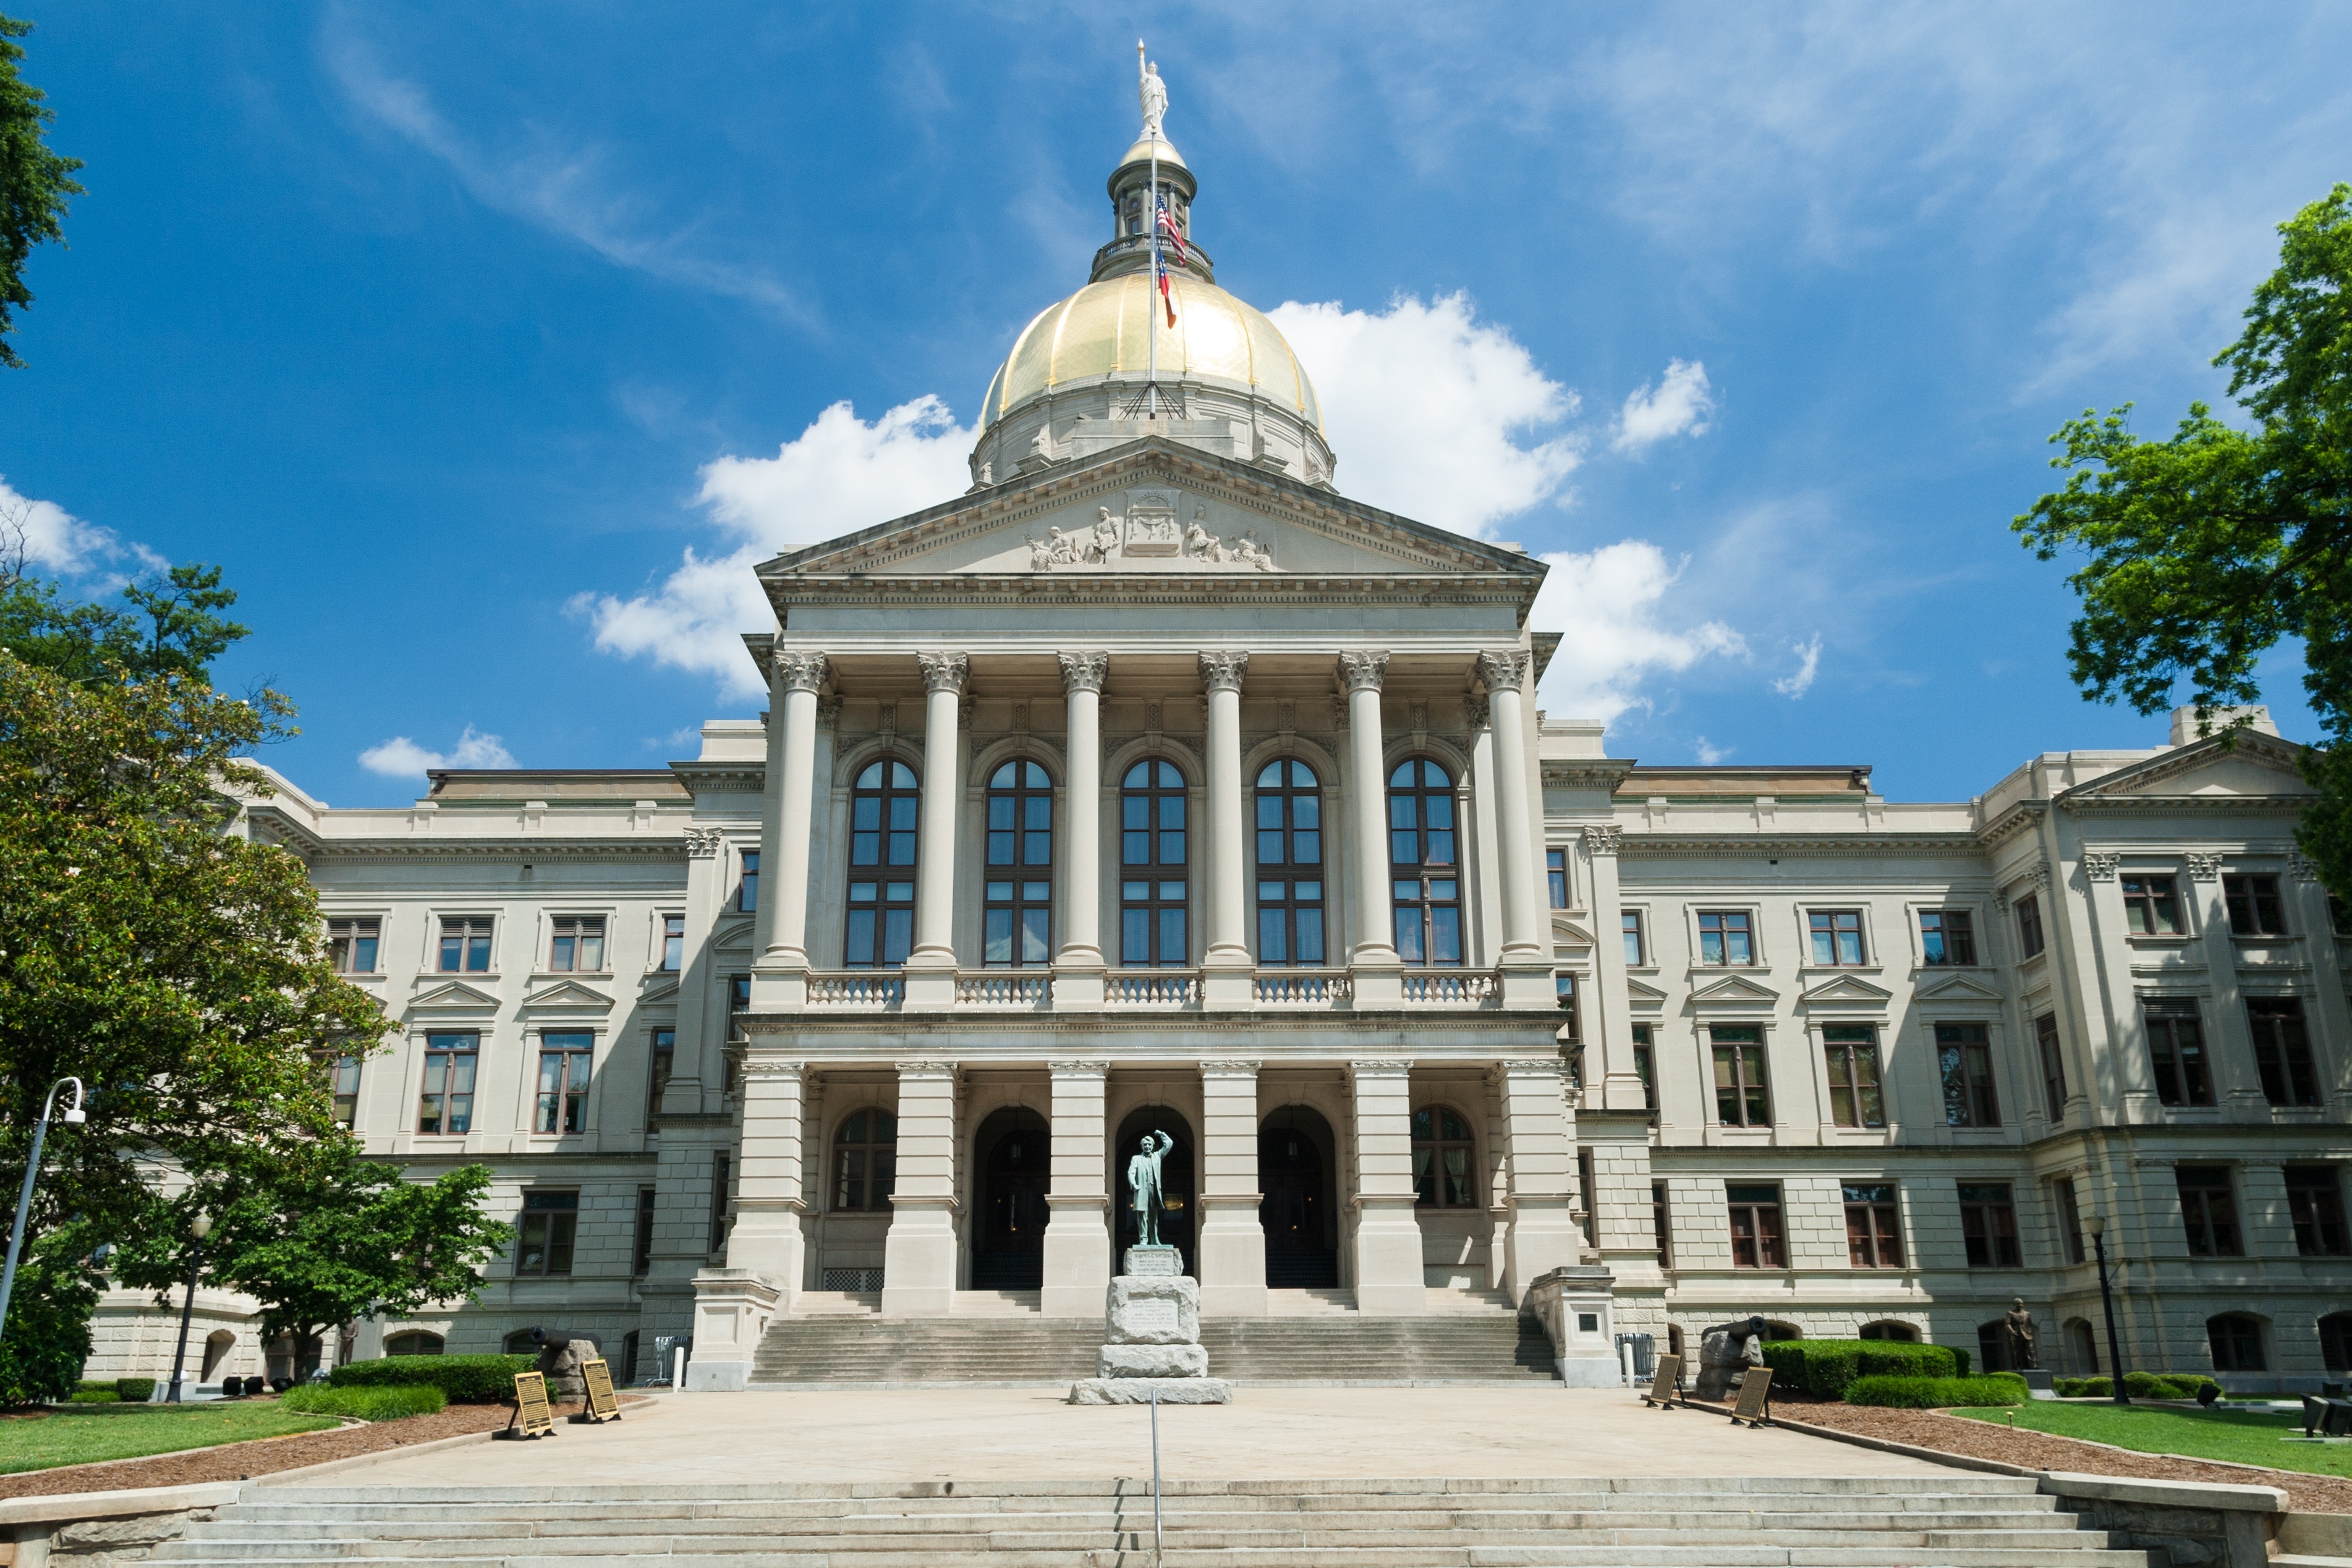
[0,1401,342,1475]
[1954,1400,2352,1479]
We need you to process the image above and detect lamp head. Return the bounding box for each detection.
[2084,1211,2105,1239]
[52,1076,87,1124]
[190,1212,213,1241]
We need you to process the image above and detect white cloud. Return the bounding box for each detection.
[1773,634,1824,698]
[1694,737,1733,766]
[1612,360,1715,454]
[358,726,517,778]
[1528,538,1747,724]
[1267,293,1581,537]
[574,397,975,696]
[0,475,164,580]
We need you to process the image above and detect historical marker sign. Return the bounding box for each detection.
[1645,1352,1683,1409]
[507,1370,556,1438]
[579,1357,621,1423]
[1729,1367,1774,1427]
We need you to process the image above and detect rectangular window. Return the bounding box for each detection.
[516,1190,578,1276]
[2036,1012,2068,1119]
[2121,873,2181,935]
[724,976,749,1094]
[1697,910,1754,965]
[708,1151,732,1253]
[437,917,493,973]
[1652,1180,1672,1267]
[1958,1183,2022,1268]
[329,1056,361,1127]
[2176,1165,2242,1257]
[2054,1175,2086,1265]
[985,879,1055,968]
[535,1032,593,1134]
[2285,1166,2350,1257]
[1919,909,1975,966]
[1726,1183,1785,1269]
[632,1187,656,1276]
[2016,894,2045,957]
[1843,1183,1903,1268]
[2143,999,2213,1106]
[1120,878,1190,968]
[417,1032,477,1135]
[1258,878,1325,967]
[846,878,917,967]
[647,1028,676,1116]
[1555,973,1579,1042]
[548,916,606,973]
[1577,1148,1597,1248]
[1808,909,1866,965]
[1936,1022,2001,1128]
[1823,1025,1885,1129]
[1623,910,1646,967]
[2248,997,2322,1106]
[1631,1023,1657,1112]
[1547,848,1568,910]
[1710,1027,1770,1127]
[2223,873,2285,936]
[737,850,759,912]
[328,918,380,974]
[660,914,684,972]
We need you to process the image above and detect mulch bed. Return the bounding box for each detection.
[0,1396,642,1500]
[1768,1398,2352,1517]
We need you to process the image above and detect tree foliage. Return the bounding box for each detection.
[1,511,251,684]
[2016,184,2352,891]
[0,1229,100,1405]
[0,12,83,368]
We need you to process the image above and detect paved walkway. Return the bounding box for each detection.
[296,1387,1955,1487]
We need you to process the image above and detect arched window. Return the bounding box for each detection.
[384,1330,445,1357]
[2320,1312,2352,1374]
[984,760,1054,967]
[1411,1105,1477,1208]
[1389,758,1461,965]
[1120,760,1189,966]
[845,760,919,968]
[2207,1313,2265,1372]
[1255,758,1325,965]
[1858,1321,1917,1342]
[833,1108,898,1211]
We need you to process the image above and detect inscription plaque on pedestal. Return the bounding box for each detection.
[1128,1299,1179,1336]
[1124,1245,1181,1278]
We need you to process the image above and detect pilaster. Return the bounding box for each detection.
[1041,1059,1112,1315]
[1496,1056,1584,1306]
[1348,1060,1424,1315]
[881,1060,960,1315]
[723,1058,807,1312]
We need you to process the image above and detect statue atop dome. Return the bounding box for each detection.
[1138,43,1168,140]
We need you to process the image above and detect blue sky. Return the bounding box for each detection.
[7,3,2349,807]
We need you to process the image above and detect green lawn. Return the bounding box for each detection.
[0,1401,341,1474]
[1955,1400,2352,1479]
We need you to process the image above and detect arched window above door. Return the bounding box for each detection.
[1121,760,1188,967]
[984,760,1053,967]
[846,760,918,968]
[1255,759,1324,965]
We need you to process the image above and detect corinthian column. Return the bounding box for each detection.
[1055,651,1108,1010]
[1339,650,1400,1004]
[1200,650,1251,1006]
[904,652,968,1011]
[747,651,826,1012]
[1479,648,1553,1009]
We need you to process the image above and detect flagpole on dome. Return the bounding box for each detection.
[1140,40,1158,420]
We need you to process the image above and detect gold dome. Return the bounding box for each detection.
[979,271,1323,433]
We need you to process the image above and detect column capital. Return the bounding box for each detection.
[1199,650,1250,693]
[1058,650,1110,693]
[1349,1059,1414,1080]
[815,695,843,729]
[917,651,971,695]
[773,650,830,693]
[1048,1058,1111,1076]
[1463,693,1490,731]
[893,1058,958,1079]
[685,826,725,858]
[1337,649,1390,693]
[1581,824,1623,857]
[1199,1057,1261,1075]
[738,1057,809,1085]
[1476,648,1531,693]
[1496,1056,1569,1077]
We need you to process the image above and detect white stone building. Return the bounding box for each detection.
[90,103,2352,1395]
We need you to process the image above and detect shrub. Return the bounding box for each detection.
[0,1252,100,1407]
[67,1388,117,1403]
[1757,1339,1963,1398]
[114,1377,156,1403]
[1845,1374,2027,1409]
[280,1383,446,1422]
[326,1354,535,1404]
[2057,1376,2110,1397]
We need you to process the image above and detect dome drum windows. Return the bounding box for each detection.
[1255,759,1324,966]
[1390,759,1461,966]
[1121,760,1189,967]
[985,761,1055,967]
[846,761,919,969]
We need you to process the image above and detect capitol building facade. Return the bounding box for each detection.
[96,98,2352,1393]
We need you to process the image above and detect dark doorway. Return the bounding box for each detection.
[1113,1104,1195,1276]
[972,1106,1049,1290]
[1260,1105,1339,1288]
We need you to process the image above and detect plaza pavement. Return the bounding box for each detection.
[292,1386,1955,1488]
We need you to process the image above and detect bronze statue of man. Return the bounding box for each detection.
[2005,1298,2039,1371]
[1127,1129,1173,1248]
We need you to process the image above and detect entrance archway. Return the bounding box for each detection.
[1113,1104,1195,1275]
[1260,1105,1339,1288]
[972,1106,1050,1290]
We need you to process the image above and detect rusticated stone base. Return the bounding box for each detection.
[1068,1376,1233,1405]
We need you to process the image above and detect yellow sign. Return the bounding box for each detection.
[1729,1366,1775,1427]
[505,1370,556,1439]
[577,1357,621,1423]
[1644,1352,1683,1409]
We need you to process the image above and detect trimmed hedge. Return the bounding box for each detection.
[1845,1373,2027,1409]
[326,1354,535,1404]
[2055,1373,2222,1400]
[281,1383,447,1421]
[116,1377,155,1403]
[1757,1339,1966,1397]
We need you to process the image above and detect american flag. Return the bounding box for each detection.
[1156,195,1189,267]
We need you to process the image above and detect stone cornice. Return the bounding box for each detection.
[742,1012,1558,1044]
[247,824,697,863]
[1615,833,1981,859]
[669,760,766,797]
[2060,795,2307,818]
[1543,761,1637,792]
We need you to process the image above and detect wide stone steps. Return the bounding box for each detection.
[146,1478,2147,1568]
[751,1318,1103,1384]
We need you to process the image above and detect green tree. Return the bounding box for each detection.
[1,522,251,684]
[0,1229,100,1405]
[2016,184,2352,892]
[0,12,83,368]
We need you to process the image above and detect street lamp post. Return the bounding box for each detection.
[164,1212,214,1404]
[0,1077,88,1348]
[2085,1211,2129,1406]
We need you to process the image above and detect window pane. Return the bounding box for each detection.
[1259,909,1286,963]
[1396,910,1423,962]
[1430,906,1461,963]
[1021,908,1050,962]
[1296,909,1323,965]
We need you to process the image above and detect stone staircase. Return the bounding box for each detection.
[752,1315,1103,1385]
[1199,1312,1556,1383]
[145,1476,2152,1566]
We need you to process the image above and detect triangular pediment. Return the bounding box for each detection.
[407,980,501,1012]
[1800,973,1896,1007]
[710,913,757,952]
[1689,973,1781,1008]
[2065,731,2313,802]
[1550,915,1595,948]
[1624,977,1670,1007]
[1915,970,2006,1003]
[639,976,681,1005]
[519,980,616,1014]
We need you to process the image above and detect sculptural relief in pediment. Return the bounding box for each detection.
[1021,489,1281,574]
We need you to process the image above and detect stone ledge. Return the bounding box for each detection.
[1068,1378,1233,1405]
[2040,1470,2287,1514]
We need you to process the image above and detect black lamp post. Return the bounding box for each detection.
[164,1211,214,1403]
[0,1077,87,1347]
[2085,1210,2129,1406]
